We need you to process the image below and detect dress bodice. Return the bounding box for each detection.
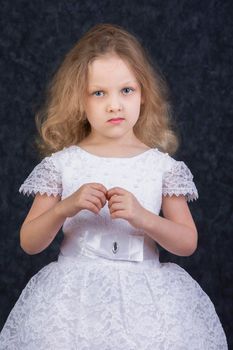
[19,145,199,262]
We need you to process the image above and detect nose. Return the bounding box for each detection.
[106,94,122,113]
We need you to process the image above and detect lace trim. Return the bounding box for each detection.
[19,156,62,197]
[162,160,198,202]
[162,189,198,202]
[19,186,62,197]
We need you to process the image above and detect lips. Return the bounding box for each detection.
[108,118,125,121]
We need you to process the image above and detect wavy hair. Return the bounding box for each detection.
[35,23,181,157]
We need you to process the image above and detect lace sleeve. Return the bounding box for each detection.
[19,156,62,197]
[162,160,199,202]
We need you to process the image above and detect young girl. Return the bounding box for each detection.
[0,23,228,349]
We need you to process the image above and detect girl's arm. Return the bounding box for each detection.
[20,193,67,255]
[20,183,107,255]
[138,195,198,257]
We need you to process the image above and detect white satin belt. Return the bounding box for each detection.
[76,231,145,262]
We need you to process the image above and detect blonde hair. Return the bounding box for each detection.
[35,23,181,157]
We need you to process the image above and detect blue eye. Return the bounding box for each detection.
[122,87,134,94]
[92,87,134,97]
[93,91,104,97]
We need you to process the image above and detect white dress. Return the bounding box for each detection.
[0,145,228,349]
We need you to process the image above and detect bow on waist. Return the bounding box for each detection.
[78,231,144,262]
[60,229,159,262]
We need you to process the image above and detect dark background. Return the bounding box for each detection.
[0,0,232,347]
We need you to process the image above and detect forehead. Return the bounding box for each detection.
[87,54,138,87]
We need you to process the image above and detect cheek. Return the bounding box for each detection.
[129,97,142,111]
[85,101,100,116]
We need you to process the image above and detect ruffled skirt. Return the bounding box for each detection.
[0,252,228,350]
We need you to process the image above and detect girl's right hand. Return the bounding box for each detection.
[56,183,108,218]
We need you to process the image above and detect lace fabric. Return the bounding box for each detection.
[162,159,199,202]
[19,156,62,197]
[0,146,228,349]
[0,256,228,349]
[18,147,198,203]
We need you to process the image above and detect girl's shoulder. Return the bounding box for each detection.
[154,148,193,174]
[50,145,78,158]
[49,145,80,165]
[18,146,78,197]
[51,145,168,163]
[50,145,191,177]
[51,145,186,166]
[138,148,199,202]
[151,148,181,172]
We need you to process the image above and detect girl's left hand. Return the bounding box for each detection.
[106,187,146,229]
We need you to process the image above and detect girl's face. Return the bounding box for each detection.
[84,53,144,143]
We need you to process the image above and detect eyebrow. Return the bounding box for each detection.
[90,80,138,88]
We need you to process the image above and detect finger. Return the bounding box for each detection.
[109,202,124,214]
[111,209,127,219]
[108,194,122,208]
[85,194,103,211]
[107,187,125,199]
[84,199,100,213]
[90,188,107,207]
[90,183,108,195]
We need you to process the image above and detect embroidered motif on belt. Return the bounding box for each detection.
[112,241,118,254]
[78,231,144,262]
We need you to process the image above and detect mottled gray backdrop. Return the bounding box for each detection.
[0,0,232,346]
